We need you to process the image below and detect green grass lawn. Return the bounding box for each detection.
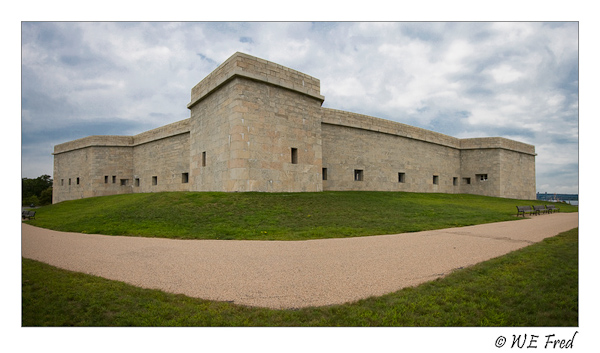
[22,228,578,326]
[24,191,578,240]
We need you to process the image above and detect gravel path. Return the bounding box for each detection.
[21,212,578,309]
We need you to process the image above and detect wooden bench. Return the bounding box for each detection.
[516,205,535,217]
[546,204,560,213]
[533,205,548,215]
[22,210,36,220]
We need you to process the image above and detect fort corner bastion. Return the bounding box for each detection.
[53,52,536,203]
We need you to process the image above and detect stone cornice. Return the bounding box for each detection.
[187,52,324,109]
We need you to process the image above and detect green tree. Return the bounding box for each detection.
[22,174,53,206]
[24,195,39,207]
[39,187,53,205]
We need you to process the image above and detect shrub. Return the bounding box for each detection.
[39,187,53,205]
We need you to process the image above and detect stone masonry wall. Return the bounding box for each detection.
[460,138,536,199]
[132,132,191,193]
[321,108,536,198]
[189,52,323,110]
[53,120,191,202]
[53,148,92,203]
[322,108,461,149]
[89,146,135,199]
[53,135,132,154]
[226,78,323,192]
[53,52,536,202]
[459,149,502,197]
[188,52,324,192]
[188,78,238,192]
[499,149,536,200]
[460,137,535,156]
[321,122,461,193]
[53,145,134,203]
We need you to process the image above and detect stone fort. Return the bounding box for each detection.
[53,52,536,203]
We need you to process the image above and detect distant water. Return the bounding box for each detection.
[537,193,578,206]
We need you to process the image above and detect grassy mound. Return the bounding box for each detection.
[24,191,577,240]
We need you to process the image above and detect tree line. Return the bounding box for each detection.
[22,174,52,206]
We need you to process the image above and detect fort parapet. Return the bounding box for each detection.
[53,52,536,203]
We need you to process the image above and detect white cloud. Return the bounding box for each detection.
[487,64,524,84]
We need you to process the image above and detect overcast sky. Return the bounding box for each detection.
[21,21,579,194]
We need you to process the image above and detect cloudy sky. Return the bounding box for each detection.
[21,21,579,194]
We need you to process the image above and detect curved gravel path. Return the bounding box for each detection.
[22,212,578,309]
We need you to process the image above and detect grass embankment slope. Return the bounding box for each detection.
[24,191,577,240]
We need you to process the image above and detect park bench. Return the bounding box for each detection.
[546,204,560,213]
[533,205,548,215]
[22,210,36,220]
[516,205,535,217]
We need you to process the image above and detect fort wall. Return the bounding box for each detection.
[499,149,536,199]
[188,52,324,192]
[189,76,237,192]
[224,77,323,192]
[322,108,461,149]
[321,108,536,199]
[188,52,323,109]
[322,122,461,192]
[53,52,536,203]
[53,120,192,203]
[459,138,536,199]
[132,132,190,193]
[459,148,502,197]
[53,135,133,154]
[53,147,92,203]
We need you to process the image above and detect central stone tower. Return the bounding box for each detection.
[187,52,325,192]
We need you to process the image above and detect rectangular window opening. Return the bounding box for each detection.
[476,174,488,181]
[202,151,207,167]
[68,178,71,185]
[322,168,328,181]
[182,173,189,183]
[398,172,406,183]
[61,179,64,186]
[291,148,298,164]
[354,169,363,181]
[453,177,458,186]
[463,177,471,185]
[76,177,80,185]
[104,175,109,184]
[135,178,140,187]
[152,176,157,186]
[433,175,439,185]
[120,179,128,186]
[112,176,116,184]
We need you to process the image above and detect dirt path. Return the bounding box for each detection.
[21,213,578,309]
